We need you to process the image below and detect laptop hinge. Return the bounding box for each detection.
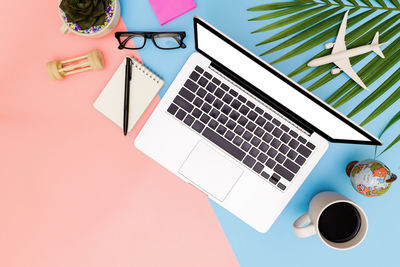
[209,60,315,136]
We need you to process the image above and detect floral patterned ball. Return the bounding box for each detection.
[346,159,397,197]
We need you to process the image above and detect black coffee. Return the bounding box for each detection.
[318,202,361,243]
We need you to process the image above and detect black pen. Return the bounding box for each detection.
[123,57,132,136]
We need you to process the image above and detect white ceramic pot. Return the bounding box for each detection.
[58,0,120,38]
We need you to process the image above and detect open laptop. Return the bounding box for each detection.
[135,17,381,232]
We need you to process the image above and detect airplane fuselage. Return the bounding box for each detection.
[308,44,380,67]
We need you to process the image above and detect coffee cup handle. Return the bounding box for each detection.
[293,212,316,238]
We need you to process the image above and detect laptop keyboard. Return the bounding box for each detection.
[166,65,315,191]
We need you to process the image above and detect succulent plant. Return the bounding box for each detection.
[60,0,111,30]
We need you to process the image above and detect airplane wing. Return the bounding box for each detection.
[332,10,349,54]
[334,58,369,91]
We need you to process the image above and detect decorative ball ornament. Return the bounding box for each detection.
[346,159,397,197]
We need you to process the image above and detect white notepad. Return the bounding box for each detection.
[94,57,164,132]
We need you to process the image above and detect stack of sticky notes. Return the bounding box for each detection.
[149,0,197,25]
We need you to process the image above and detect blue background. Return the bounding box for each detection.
[120,0,400,266]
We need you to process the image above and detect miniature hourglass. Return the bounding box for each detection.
[46,49,105,80]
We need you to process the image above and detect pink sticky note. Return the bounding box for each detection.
[149,0,197,25]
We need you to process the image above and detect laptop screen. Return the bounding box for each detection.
[194,17,381,145]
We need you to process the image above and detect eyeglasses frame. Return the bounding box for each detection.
[115,31,187,50]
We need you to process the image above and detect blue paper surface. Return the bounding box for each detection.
[120,0,400,265]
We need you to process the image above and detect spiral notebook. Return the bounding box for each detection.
[94,57,164,133]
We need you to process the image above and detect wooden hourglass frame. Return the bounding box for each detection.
[46,49,105,80]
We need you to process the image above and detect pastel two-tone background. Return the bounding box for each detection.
[1,1,399,267]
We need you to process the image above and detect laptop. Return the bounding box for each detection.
[135,17,381,232]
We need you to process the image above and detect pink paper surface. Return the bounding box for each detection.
[149,0,197,25]
[0,1,238,267]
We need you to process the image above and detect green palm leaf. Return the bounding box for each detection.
[308,19,400,93]
[347,0,359,5]
[375,111,400,156]
[360,0,372,6]
[252,5,329,34]
[331,57,400,109]
[260,9,361,56]
[249,4,316,21]
[247,1,310,11]
[302,14,400,89]
[379,111,400,138]
[255,6,343,43]
[379,134,400,155]
[390,0,400,8]
[248,0,400,156]
[347,67,400,118]
[297,11,392,85]
[289,12,399,77]
[360,87,400,126]
[325,33,400,105]
[331,40,400,108]
[376,0,387,8]
[379,134,400,156]
[270,9,374,64]
[333,0,345,5]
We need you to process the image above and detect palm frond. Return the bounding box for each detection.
[379,111,400,138]
[379,134,400,155]
[325,32,400,105]
[252,5,329,34]
[347,0,359,5]
[375,0,388,8]
[297,11,392,85]
[247,1,310,11]
[260,9,359,56]
[303,13,400,89]
[332,0,345,5]
[256,6,343,43]
[289,12,400,77]
[248,0,400,156]
[375,107,400,157]
[271,9,374,64]
[360,87,400,126]
[330,39,400,108]
[389,0,400,8]
[360,0,372,6]
[347,68,400,118]
[308,19,400,93]
[249,4,316,21]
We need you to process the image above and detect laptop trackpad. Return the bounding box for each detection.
[179,141,243,202]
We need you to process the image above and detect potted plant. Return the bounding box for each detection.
[59,0,120,38]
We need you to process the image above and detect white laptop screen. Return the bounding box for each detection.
[195,18,380,145]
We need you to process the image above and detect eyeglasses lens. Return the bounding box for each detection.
[119,34,145,49]
[153,33,182,49]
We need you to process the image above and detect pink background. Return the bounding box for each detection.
[0,1,238,266]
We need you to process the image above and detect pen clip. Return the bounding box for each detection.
[126,57,132,80]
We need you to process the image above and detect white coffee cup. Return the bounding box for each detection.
[293,191,368,250]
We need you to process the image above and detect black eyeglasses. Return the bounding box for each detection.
[115,32,187,50]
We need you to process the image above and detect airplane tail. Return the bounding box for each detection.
[371,32,385,58]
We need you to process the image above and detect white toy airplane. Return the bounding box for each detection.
[307,10,386,91]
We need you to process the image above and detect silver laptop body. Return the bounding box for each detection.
[135,17,381,232]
